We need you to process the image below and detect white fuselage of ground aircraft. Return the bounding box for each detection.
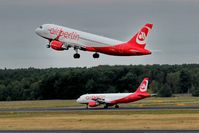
[76,78,151,108]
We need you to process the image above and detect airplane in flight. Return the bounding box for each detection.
[76,78,151,108]
[35,23,153,59]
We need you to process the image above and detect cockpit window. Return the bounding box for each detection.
[39,25,43,29]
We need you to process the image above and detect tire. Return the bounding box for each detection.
[73,53,80,59]
[93,53,99,58]
[115,105,119,108]
[46,44,50,48]
[104,105,108,109]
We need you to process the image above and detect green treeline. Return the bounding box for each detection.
[0,64,199,101]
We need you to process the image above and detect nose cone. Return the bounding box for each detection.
[76,98,80,103]
[35,28,42,36]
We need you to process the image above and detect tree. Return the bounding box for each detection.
[85,79,95,93]
[166,72,180,93]
[179,70,191,93]
[0,64,199,100]
[149,80,159,93]
[158,83,172,97]
[191,85,199,96]
[0,84,7,100]
[118,72,138,92]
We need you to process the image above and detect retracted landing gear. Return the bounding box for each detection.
[93,52,99,58]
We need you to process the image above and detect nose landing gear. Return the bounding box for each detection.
[46,44,50,48]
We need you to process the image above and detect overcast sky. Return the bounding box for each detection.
[0,0,199,68]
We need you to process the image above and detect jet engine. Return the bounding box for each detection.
[50,40,64,51]
[88,101,99,107]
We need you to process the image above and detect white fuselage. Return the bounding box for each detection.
[76,93,133,104]
[35,23,152,58]
[76,78,151,108]
[35,24,123,48]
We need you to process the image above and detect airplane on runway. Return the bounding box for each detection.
[76,78,151,108]
[35,23,153,59]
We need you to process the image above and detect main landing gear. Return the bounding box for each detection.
[93,52,99,58]
[104,104,108,109]
[73,47,80,59]
[73,50,100,59]
[103,104,119,109]
[73,53,80,59]
[115,105,119,108]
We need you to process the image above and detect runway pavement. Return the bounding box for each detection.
[0,106,198,112]
[0,130,198,133]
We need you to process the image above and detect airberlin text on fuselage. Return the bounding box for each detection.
[48,27,80,41]
[85,95,105,100]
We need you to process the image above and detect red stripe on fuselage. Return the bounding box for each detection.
[110,92,150,105]
[85,43,151,56]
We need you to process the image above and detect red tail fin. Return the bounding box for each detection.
[128,23,153,48]
[135,78,149,93]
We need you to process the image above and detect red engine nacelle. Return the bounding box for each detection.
[50,40,64,51]
[88,101,99,107]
